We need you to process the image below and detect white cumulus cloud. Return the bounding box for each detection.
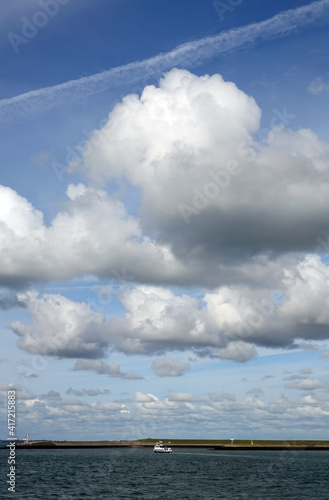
[10,290,107,358]
[285,378,323,390]
[77,69,329,268]
[151,357,190,377]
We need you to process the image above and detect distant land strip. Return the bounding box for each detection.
[11,439,329,451]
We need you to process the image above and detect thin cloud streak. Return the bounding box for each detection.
[1,0,329,123]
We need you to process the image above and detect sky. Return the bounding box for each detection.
[1,0,329,441]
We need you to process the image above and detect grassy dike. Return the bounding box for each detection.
[15,439,329,450]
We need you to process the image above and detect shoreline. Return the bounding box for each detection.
[12,440,329,451]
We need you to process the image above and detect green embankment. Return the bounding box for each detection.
[139,438,329,446]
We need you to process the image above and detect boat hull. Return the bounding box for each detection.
[153,442,172,453]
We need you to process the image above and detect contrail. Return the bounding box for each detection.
[1,0,329,122]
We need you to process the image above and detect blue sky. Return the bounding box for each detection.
[1,0,329,441]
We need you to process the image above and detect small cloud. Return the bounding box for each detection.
[0,383,36,400]
[151,357,190,377]
[319,351,329,358]
[208,392,236,402]
[300,395,318,405]
[246,387,264,397]
[299,368,312,375]
[209,342,257,363]
[262,374,275,380]
[73,359,144,380]
[135,392,158,403]
[65,387,111,397]
[167,390,201,402]
[308,77,329,95]
[113,397,133,404]
[43,390,61,400]
[285,378,323,391]
[294,342,320,351]
[283,374,304,381]
[284,368,312,381]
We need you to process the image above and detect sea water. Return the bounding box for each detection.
[1,448,329,499]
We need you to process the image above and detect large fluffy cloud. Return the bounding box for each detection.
[3,69,329,366]
[0,183,302,291]
[78,68,329,260]
[2,70,329,292]
[102,255,329,358]
[151,357,190,377]
[9,253,329,363]
[10,290,107,358]
[203,254,329,350]
[0,183,187,287]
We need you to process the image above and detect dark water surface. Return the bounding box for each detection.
[1,448,329,499]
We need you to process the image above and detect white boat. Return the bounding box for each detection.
[153,441,172,453]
